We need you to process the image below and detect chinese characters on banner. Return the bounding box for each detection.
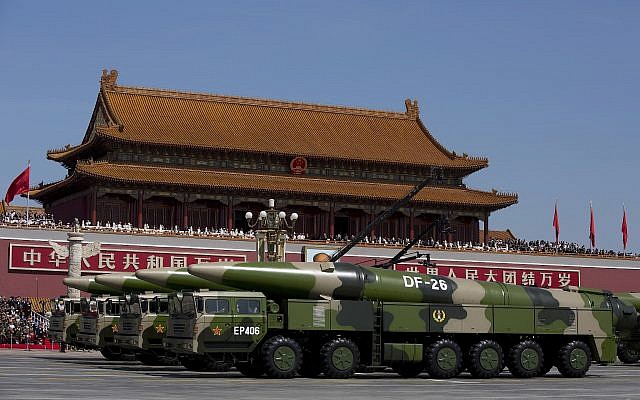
[9,243,246,273]
[392,264,579,289]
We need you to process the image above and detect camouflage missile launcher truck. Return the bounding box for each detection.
[173,261,640,379]
[75,295,123,359]
[48,297,82,347]
[133,267,237,371]
[614,292,640,364]
[50,277,123,349]
[114,293,174,365]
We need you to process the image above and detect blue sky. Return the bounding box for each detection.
[1,1,638,251]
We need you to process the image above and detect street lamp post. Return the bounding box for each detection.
[245,199,298,262]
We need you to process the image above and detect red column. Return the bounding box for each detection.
[182,201,189,228]
[226,200,233,231]
[483,212,489,244]
[409,209,414,240]
[329,203,335,238]
[137,191,144,228]
[369,206,376,239]
[90,190,97,225]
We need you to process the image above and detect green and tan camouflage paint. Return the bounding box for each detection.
[95,273,172,293]
[136,267,235,291]
[188,261,639,362]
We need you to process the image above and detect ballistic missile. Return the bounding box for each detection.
[63,276,123,295]
[135,267,236,291]
[188,261,640,329]
[94,272,172,293]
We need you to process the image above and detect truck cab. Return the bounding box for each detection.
[165,291,268,371]
[115,293,173,365]
[76,295,122,359]
[48,297,81,346]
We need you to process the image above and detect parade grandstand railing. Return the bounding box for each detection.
[1,213,638,260]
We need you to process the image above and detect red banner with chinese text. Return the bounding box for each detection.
[9,243,246,273]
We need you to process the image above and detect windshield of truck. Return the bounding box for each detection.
[237,299,261,314]
[148,298,169,314]
[158,298,169,314]
[205,298,229,314]
[52,299,65,316]
[168,294,195,317]
[123,299,141,315]
[105,300,121,316]
[80,299,90,313]
[66,301,81,314]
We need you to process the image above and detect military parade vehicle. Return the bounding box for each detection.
[75,294,123,359]
[100,269,232,369]
[158,193,640,379]
[49,277,122,350]
[114,292,174,365]
[48,296,82,348]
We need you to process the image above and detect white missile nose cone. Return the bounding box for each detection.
[187,262,229,283]
[136,269,170,286]
[63,277,92,287]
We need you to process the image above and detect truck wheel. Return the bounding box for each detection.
[556,341,591,378]
[467,340,503,379]
[320,338,360,379]
[261,336,302,378]
[506,340,543,378]
[425,339,462,379]
[392,362,424,378]
[617,343,640,364]
[100,346,122,361]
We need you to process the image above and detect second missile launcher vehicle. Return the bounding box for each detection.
[76,295,123,359]
[115,293,174,365]
[178,261,640,379]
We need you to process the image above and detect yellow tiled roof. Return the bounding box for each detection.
[49,70,488,169]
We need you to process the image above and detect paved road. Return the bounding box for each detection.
[1,350,640,400]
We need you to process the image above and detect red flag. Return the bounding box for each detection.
[4,165,30,205]
[552,202,560,243]
[589,202,596,248]
[622,207,628,251]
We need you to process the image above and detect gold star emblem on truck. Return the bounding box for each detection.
[155,324,165,334]
[111,324,119,333]
[212,326,222,336]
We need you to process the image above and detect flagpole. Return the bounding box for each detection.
[26,161,30,226]
[589,200,593,251]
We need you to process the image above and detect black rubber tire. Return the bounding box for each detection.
[425,339,462,379]
[320,338,360,379]
[556,341,591,378]
[261,336,302,379]
[506,340,543,378]
[392,363,424,378]
[100,346,122,361]
[467,340,504,379]
[617,343,640,364]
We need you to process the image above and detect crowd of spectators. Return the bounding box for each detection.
[1,210,55,227]
[0,297,48,345]
[1,212,637,258]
